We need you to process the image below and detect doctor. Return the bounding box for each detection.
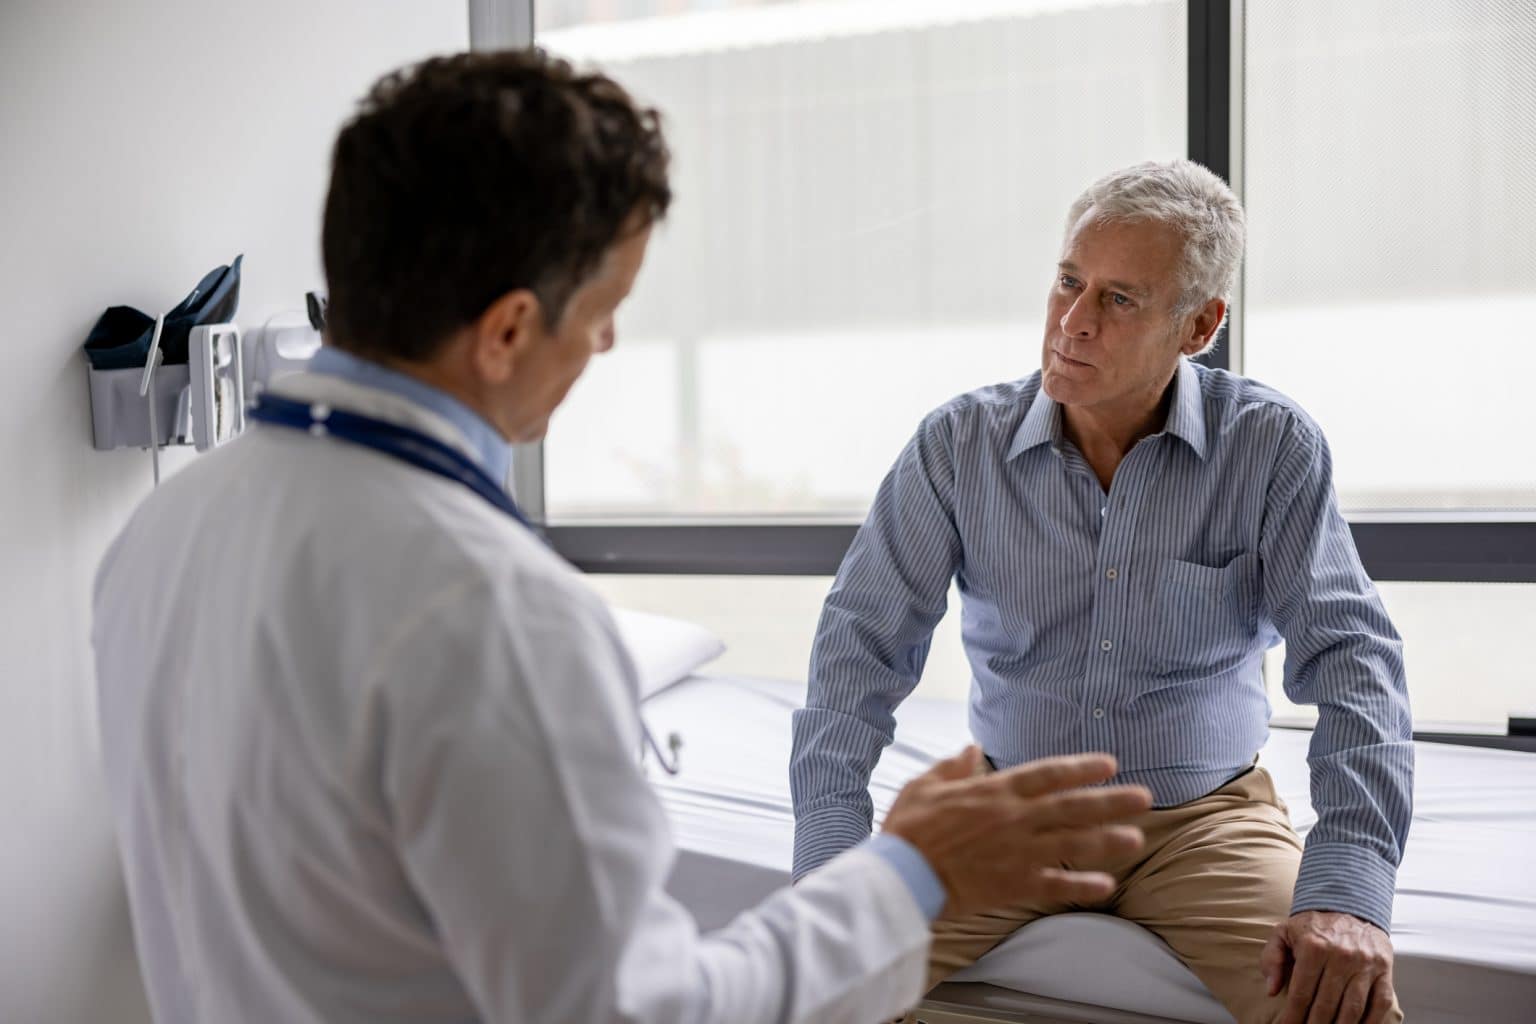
[93,50,1152,1024]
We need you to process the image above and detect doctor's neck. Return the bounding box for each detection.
[358,328,533,444]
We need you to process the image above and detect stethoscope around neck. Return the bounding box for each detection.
[250,392,685,777]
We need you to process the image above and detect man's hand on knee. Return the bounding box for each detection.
[882,746,1151,918]
[1261,910,1396,1024]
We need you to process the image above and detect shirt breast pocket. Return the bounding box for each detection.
[1150,553,1260,674]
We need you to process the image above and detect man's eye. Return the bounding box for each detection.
[1110,293,1133,307]
[1060,275,1080,289]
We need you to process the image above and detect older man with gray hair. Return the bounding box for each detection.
[790,160,1412,1023]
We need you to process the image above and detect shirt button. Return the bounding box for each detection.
[1100,506,1108,518]
[1100,639,1113,652]
[1093,707,1105,719]
[1105,568,1119,580]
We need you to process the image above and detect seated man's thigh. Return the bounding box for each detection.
[1116,767,1301,1024]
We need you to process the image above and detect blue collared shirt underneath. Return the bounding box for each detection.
[790,358,1413,932]
[308,346,513,485]
[866,833,946,921]
[308,347,949,919]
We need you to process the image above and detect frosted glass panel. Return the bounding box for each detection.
[540,0,1187,518]
[1244,1,1536,513]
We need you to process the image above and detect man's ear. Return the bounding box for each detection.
[1182,297,1227,357]
[471,289,545,384]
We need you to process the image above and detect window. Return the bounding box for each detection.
[1264,582,1536,732]
[539,0,1188,519]
[1242,0,1536,514]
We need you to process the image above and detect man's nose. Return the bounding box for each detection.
[1059,293,1097,338]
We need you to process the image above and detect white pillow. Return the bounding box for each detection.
[609,607,727,700]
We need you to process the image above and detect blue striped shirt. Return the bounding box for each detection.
[789,358,1413,931]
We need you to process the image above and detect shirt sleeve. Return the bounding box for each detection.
[1259,417,1414,932]
[374,570,935,1024]
[790,413,964,880]
[866,833,948,921]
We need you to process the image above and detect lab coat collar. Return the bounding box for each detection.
[265,372,488,471]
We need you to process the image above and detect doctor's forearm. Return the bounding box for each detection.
[683,845,933,1024]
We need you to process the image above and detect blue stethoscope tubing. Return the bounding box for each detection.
[250,392,682,776]
[250,393,535,528]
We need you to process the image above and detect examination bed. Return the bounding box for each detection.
[641,674,1536,1024]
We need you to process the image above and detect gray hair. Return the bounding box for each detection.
[1064,160,1246,345]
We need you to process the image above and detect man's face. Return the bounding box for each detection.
[1040,212,1200,417]
[505,223,652,443]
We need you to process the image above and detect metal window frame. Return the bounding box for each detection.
[546,520,1536,582]
[469,0,532,51]
[1188,0,1239,373]
[471,0,548,520]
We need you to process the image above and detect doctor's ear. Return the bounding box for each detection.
[470,289,546,384]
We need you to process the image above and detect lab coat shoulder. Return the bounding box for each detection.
[361,494,644,759]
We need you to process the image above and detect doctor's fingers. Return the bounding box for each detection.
[988,823,1146,874]
[923,784,1149,849]
[974,753,1120,800]
[1004,784,1154,833]
[1008,865,1120,906]
[941,863,1118,918]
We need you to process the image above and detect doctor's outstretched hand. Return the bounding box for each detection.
[881,746,1151,918]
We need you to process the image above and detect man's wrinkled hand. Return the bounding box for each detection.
[1261,910,1396,1024]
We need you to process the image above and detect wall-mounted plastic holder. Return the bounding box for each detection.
[87,316,245,482]
[188,322,245,451]
[88,360,192,450]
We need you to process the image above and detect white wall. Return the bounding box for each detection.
[0,3,468,1019]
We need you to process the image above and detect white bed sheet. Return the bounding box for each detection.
[644,674,1536,1023]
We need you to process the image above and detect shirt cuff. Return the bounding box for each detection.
[1291,841,1398,933]
[865,833,947,922]
[793,804,874,881]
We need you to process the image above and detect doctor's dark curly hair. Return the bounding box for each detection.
[322,48,671,361]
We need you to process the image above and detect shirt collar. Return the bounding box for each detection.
[307,346,514,484]
[1007,358,1207,462]
[1007,380,1064,460]
[1164,356,1208,459]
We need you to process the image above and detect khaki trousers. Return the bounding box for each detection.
[917,764,1403,1024]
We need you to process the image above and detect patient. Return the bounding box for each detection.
[789,160,1412,1024]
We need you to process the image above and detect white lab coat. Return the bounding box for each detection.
[93,372,931,1024]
